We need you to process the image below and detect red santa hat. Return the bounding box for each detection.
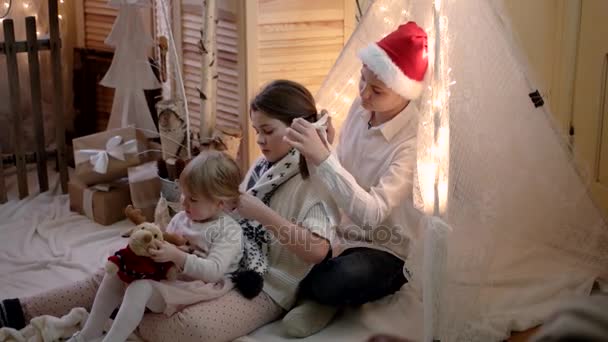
[358,21,429,100]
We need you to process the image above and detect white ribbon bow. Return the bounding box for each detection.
[304,112,331,176]
[75,136,138,174]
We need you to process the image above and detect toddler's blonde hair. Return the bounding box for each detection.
[179,150,241,202]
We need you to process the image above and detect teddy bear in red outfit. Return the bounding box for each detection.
[105,206,187,283]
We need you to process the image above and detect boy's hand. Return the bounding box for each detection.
[284,118,331,166]
[149,240,187,269]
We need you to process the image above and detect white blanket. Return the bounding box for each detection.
[0,307,143,342]
[0,165,128,299]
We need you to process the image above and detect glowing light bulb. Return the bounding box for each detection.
[419,160,438,208]
[23,2,30,9]
[58,14,62,20]
[379,5,387,12]
[3,2,8,8]
[438,179,448,211]
[433,98,443,109]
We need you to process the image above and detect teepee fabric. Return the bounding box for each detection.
[315,0,608,341]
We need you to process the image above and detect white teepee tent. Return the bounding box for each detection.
[316,0,608,341]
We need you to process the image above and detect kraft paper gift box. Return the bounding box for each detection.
[128,161,161,222]
[73,127,148,186]
[69,178,132,226]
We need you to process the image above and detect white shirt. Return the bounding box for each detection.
[315,96,423,260]
[166,211,243,283]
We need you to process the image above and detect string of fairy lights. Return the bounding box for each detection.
[320,0,453,217]
[1,0,65,37]
[417,0,452,216]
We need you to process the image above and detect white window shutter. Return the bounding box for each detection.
[181,5,241,135]
[181,4,203,133]
[83,0,117,51]
[216,14,241,133]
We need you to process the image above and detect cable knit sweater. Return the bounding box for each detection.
[241,158,340,310]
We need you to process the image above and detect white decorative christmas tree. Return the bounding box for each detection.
[101,0,160,136]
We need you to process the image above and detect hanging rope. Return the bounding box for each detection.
[158,0,191,159]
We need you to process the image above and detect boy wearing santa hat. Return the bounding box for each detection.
[283,21,429,337]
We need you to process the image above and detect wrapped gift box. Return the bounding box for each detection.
[69,177,132,225]
[73,127,148,185]
[128,161,161,222]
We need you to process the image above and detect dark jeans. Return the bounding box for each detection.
[298,247,407,307]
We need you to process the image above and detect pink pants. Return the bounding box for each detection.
[22,270,284,342]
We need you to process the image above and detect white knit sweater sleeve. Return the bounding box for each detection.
[300,203,333,242]
[315,146,415,229]
[182,217,243,283]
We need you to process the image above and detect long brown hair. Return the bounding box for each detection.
[250,80,318,178]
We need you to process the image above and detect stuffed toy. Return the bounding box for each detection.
[105,205,187,283]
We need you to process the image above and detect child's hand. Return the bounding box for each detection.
[177,244,194,254]
[149,240,187,269]
[233,193,266,222]
[225,196,240,212]
[284,118,331,166]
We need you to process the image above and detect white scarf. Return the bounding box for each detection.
[237,149,300,276]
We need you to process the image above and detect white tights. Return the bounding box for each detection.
[79,273,165,342]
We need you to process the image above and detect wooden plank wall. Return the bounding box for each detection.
[256,0,352,95]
